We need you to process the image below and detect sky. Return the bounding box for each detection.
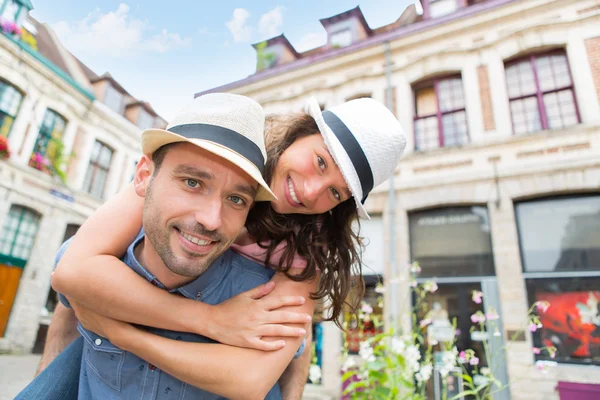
[31,1,415,120]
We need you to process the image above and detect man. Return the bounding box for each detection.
[23,94,314,399]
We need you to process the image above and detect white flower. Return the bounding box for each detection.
[342,357,356,372]
[309,364,322,383]
[390,336,405,354]
[375,284,385,294]
[359,341,375,362]
[416,363,433,382]
[404,344,421,371]
[481,367,491,375]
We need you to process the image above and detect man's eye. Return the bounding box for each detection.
[185,179,200,188]
[229,196,246,206]
[317,156,326,171]
[331,188,341,201]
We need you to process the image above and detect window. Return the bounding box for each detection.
[83,141,113,198]
[359,215,385,276]
[137,109,155,130]
[103,84,123,114]
[331,29,353,48]
[409,206,495,277]
[429,0,458,18]
[414,76,468,151]
[1,0,19,21]
[0,205,41,267]
[517,196,600,365]
[505,51,579,135]
[344,279,384,354]
[30,109,66,159]
[515,196,600,273]
[0,81,23,137]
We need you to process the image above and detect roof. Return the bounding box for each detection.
[90,72,130,95]
[31,19,73,81]
[319,5,372,36]
[126,100,159,117]
[196,0,517,97]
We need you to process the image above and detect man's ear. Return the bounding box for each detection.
[134,155,154,197]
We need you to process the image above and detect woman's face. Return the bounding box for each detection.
[270,133,352,215]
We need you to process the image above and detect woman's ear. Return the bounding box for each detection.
[133,155,154,197]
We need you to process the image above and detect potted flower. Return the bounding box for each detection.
[0,136,11,159]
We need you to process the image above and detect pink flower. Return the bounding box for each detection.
[455,329,461,336]
[528,323,538,332]
[420,318,432,328]
[361,303,373,315]
[459,351,467,363]
[486,311,499,321]
[409,280,418,288]
[532,347,541,355]
[535,301,550,313]
[471,312,485,324]
[472,290,483,304]
[469,357,479,366]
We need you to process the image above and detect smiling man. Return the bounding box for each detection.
[18,93,313,400]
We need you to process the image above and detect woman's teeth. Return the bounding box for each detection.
[287,177,301,204]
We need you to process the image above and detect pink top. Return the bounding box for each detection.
[231,240,307,270]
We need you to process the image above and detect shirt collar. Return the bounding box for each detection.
[125,229,232,300]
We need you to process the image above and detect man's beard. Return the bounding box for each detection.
[142,180,229,278]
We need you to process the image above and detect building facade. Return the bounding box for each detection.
[0,2,165,354]
[198,0,600,399]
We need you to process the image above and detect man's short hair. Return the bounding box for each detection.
[151,143,177,174]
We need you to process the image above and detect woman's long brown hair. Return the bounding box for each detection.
[246,114,365,328]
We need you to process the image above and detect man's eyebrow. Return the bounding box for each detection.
[173,165,213,180]
[234,183,257,199]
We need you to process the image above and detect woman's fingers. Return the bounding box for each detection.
[260,324,307,338]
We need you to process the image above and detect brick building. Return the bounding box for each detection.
[198,0,600,399]
[0,2,165,354]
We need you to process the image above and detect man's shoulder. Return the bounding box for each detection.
[227,249,274,279]
[54,238,73,266]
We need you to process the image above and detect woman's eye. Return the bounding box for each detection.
[185,179,200,188]
[229,196,246,206]
[317,155,326,171]
[331,188,341,201]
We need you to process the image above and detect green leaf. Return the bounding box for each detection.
[342,370,358,382]
[461,374,473,385]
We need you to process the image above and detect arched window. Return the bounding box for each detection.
[413,75,468,151]
[505,49,580,135]
[0,80,24,138]
[29,109,67,170]
[0,205,41,267]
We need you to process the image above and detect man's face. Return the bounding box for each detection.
[136,142,257,278]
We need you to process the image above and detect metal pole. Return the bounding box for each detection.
[383,41,398,329]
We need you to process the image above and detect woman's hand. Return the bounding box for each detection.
[205,281,311,351]
[70,299,135,345]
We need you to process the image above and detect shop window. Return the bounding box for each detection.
[505,50,579,135]
[517,195,600,365]
[409,206,495,277]
[0,205,41,267]
[344,277,384,354]
[82,140,113,198]
[414,76,468,151]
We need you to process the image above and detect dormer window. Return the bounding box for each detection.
[137,108,154,130]
[331,29,352,48]
[0,0,32,28]
[424,0,459,19]
[104,84,124,114]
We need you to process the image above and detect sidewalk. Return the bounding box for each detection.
[0,354,40,400]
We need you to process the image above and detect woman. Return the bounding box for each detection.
[19,96,406,399]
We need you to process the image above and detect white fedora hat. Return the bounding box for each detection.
[142,93,276,202]
[305,97,406,219]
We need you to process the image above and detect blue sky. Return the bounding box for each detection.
[31,1,415,120]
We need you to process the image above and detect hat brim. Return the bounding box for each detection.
[305,98,370,219]
[142,129,277,202]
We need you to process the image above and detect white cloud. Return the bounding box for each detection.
[295,32,327,52]
[259,6,283,38]
[52,3,191,57]
[226,8,252,42]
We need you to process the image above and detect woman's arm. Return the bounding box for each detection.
[78,272,318,400]
[53,184,309,350]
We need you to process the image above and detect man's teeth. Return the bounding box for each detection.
[287,177,301,204]
[181,232,211,246]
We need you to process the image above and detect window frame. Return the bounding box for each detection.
[0,80,24,138]
[103,83,124,114]
[83,140,114,199]
[137,108,155,130]
[31,108,67,158]
[413,74,469,151]
[0,205,41,268]
[504,49,581,135]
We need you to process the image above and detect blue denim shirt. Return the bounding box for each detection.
[56,232,285,400]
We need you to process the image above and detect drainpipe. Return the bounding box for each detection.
[383,40,398,330]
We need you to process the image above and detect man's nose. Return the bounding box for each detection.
[194,197,223,232]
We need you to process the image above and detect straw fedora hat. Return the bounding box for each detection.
[141,93,276,202]
[305,97,406,219]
